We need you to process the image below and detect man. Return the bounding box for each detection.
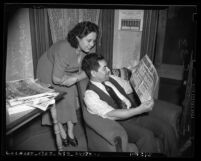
[81,53,179,156]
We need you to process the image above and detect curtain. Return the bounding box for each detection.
[47,9,100,43]
[140,10,159,64]
[29,8,53,78]
[96,9,115,70]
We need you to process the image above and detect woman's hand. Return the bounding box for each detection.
[60,75,78,87]
[56,71,87,87]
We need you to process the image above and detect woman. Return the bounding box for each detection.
[37,21,99,147]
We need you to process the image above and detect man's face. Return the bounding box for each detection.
[77,32,97,53]
[93,60,110,82]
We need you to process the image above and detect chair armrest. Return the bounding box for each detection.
[149,99,182,138]
[82,108,129,152]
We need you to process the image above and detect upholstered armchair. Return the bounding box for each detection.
[76,79,138,153]
[76,68,182,153]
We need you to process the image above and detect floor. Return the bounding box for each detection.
[6,110,194,157]
[6,109,88,152]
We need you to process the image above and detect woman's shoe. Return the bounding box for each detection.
[61,138,69,147]
[67,135,78,147]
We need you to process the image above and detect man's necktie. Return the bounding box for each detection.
[102,82,127,109]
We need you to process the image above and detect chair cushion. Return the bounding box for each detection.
[112,68,132,81]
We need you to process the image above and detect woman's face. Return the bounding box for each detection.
[77,32,97,53]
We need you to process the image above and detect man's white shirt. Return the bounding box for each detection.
[84,75,133,119]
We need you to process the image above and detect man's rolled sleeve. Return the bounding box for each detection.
[84,90,114,119]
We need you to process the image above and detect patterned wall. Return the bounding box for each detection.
[6,8,33,81]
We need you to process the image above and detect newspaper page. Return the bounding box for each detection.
[7,104,35,115]
[25,94,57,111]
[6,78,59,112]
[130,54,159,103]
[7,95,57,115]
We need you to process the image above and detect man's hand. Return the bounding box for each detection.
[139,99,154,113]
[127,60,139,73]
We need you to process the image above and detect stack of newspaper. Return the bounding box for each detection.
[130,54,159,103]
[6,78,59,115]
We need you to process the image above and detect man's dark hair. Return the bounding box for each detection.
[67,21,99,48]
[81,53,105,78]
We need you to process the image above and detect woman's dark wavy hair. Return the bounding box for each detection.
[67,21,99,48]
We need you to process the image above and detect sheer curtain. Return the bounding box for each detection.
[47,9,100,43]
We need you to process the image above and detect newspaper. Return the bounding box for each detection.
[130,54,159,103]
[25,96,56,111]
[6,78,55,106]
[7,96,57,115]
[6,78,59,112]
[7,104,35,115]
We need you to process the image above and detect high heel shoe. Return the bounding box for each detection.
[61,137,69,147]
[67,135,78,147]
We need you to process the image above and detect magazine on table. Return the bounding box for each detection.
[6,78,59,113]
[130,54,159,103]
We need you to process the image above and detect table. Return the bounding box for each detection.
[6,91,66,151]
